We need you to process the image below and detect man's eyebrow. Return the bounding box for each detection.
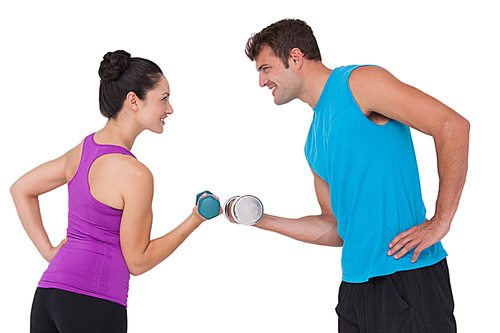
[257,64,268,72]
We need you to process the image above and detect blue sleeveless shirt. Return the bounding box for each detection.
[304,65,447,283]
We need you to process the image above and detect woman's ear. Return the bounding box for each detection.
[126,92,140,111]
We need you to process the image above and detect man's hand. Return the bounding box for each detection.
[387,218,450,263]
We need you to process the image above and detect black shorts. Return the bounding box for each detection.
[336,259,456,333]
[30,288,127,333]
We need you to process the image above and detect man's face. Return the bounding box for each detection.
[255,45,302,105]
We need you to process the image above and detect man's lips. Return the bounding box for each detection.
[269,84,277,96]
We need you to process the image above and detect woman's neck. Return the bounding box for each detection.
[95,116,142,151]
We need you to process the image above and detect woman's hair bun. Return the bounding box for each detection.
[98,50,163,119]
[98,50,131,82]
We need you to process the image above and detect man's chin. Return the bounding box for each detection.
[274,97,294,106]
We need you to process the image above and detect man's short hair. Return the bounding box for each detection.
[245,18,322,68]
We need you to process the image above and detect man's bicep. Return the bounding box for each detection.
[311,170,343,246]
[350,66,459,136]
[312,170,334,216]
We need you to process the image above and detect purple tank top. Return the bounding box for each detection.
[38,133,135,307]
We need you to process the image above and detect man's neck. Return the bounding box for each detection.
[298,62,332,109]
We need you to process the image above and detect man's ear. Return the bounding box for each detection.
[126,92,140,111]
[289,48,304,68]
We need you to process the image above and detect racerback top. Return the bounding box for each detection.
[38,133,135,306]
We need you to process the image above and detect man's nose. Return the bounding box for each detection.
[259,72,269,88]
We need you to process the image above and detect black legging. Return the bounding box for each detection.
[30,288,127,333]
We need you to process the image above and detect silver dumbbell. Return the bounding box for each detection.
[223,195,263,226]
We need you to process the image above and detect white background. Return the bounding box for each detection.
[1,0,498,331]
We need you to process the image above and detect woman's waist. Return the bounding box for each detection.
[52,237,126,268]
[43,240,129,284]
[66,229,121,247]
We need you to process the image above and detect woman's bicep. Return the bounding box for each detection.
[11,149,73,198]
[119,164,154,268]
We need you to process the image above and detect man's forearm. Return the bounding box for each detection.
[256,213,343,247]
[432,115,470,226]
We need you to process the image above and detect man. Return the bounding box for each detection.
[245,19,469,332]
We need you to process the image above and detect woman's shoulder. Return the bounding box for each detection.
[64,139,85,182]
[87,149,153,209]
[96,153,153,190]
[106,154,154,204]
[114,154,152,179]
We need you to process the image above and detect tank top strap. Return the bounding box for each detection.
[82,133,136,164]
[70,133,137,189]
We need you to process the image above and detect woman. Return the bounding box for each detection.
[10,50,221,332]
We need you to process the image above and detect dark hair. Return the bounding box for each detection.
[245,19,322,69]
[98,50,163,118]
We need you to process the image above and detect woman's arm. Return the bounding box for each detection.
[118,160,218,276]
[10,148,75,262]
[255,171,343,247]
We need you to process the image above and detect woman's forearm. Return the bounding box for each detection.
[10,151,70,262]
[126,212,205,276]
[11,186,53,262]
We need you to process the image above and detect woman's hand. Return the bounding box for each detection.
[46,237,68,263]
[193,192,222,221]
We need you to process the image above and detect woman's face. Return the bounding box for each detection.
[137,75,173,134]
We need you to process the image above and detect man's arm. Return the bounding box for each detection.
[256,170,343,247]
[350,66,470,262]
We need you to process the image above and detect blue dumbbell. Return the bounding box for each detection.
[196,190,220,220]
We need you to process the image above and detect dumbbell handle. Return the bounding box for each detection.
[196,191,220,220]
